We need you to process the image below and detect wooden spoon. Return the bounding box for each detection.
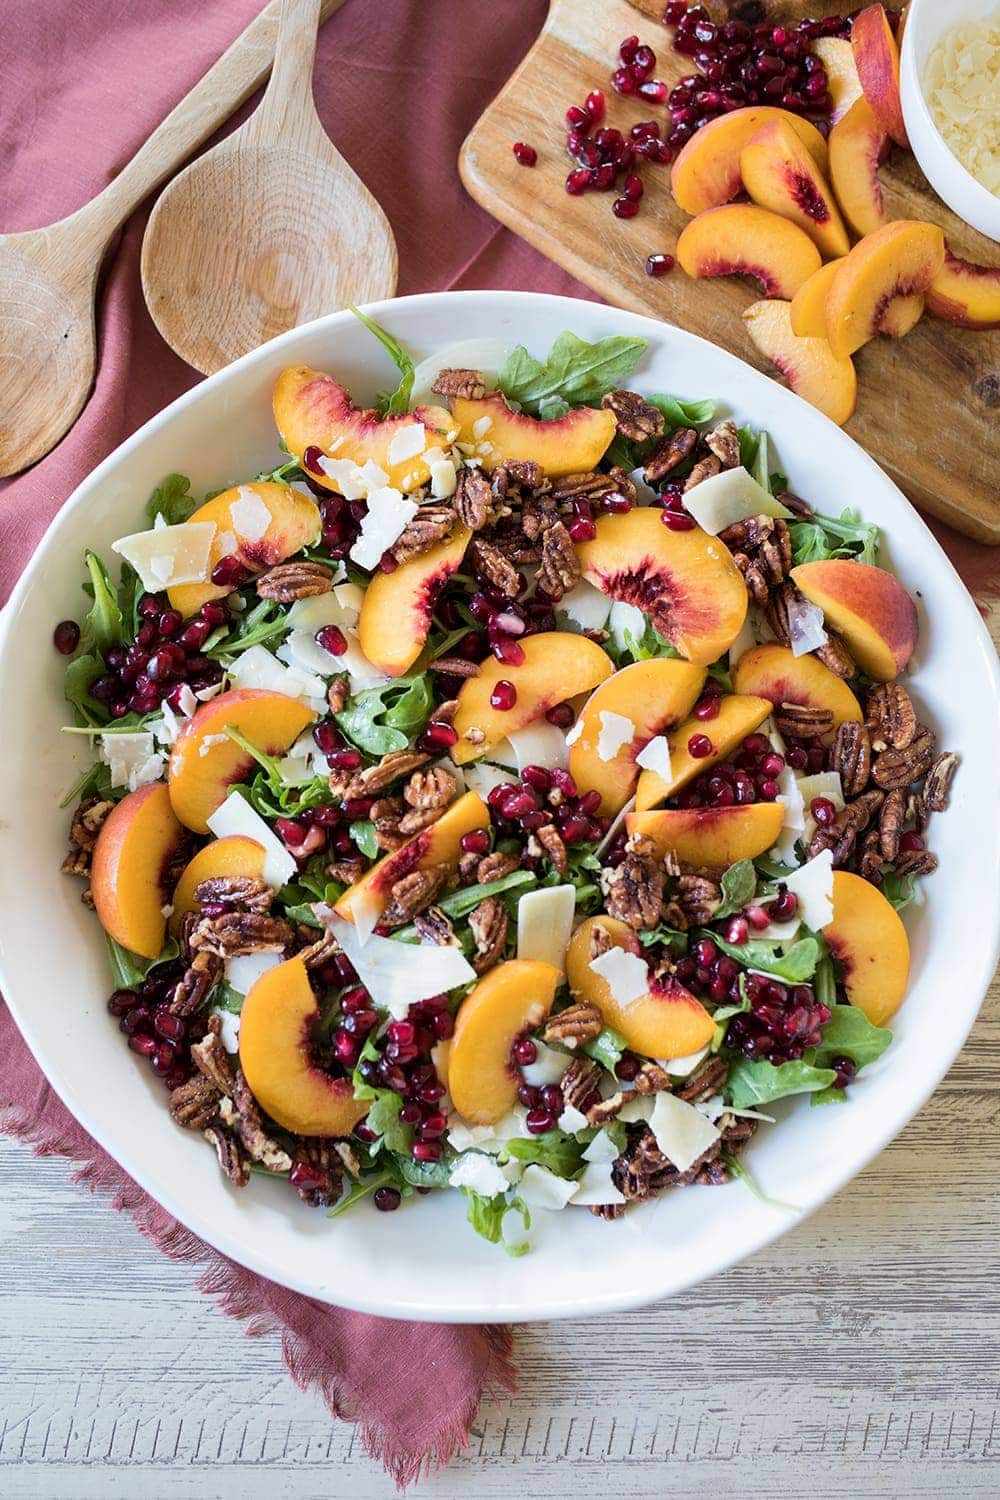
[141,0,397,377]
[0,0,348,479]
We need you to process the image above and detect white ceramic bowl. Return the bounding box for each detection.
[901,0,1000,242]
[1,291,998,1323]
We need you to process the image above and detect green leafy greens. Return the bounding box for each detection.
[349,304,415,416]
[498,332,648,417]
[144,473,197,527]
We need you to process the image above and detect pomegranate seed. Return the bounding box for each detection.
[128,1033,158,1058]
[746,904,771,931]
[830,1056,857,1089]
[661,509,696,530]
[420,1112,447,1139]
[611,66,636,96]
[332,1030,359,1067]
[275,817,308,847]
[688,733,714,759]
[316,624,348,656]
[561,815,592,844]
[327,746,363,771]
[769,888,799,922]
[568,517,597,542]
[546,702,575,729]
[585,89,606,121]
[518,1083,541,1107]
[637,78,669,104]
[565,168,591,195]
[417,721,459,753]
[107,988,140,1017]
[433,1011,454,1040]
[490,636,525,667]
[490,680,517,711]
[522,765,552,793]
[664,1,689,22]
[513,140,538,166]
[53,620,80,654]
[343,796,374,819]
[616,1052,641,1082]
[302,445,326,473]
[811,796,837,827]
[153,1010,187,1042]
[645,252,675,277]
[526,1108,556,1135]
[412,1140,443,1162]
[612,196,639,219]
[694,695,722,721]
[900,831,924,853]
[623,173,644,201]
[210,554,246,588]
[372,1186,402,1212]
[540,1083,563,1112]
[724,915,749,945]
[460,829,491,858]
[354,1124,378,1144]
[693,938,717,967]
[512,1036,538,1066]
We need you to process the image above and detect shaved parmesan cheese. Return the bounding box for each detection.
[608,600,647,651]
[349,487,418,570]
[649,1091,721,1173]
[635,734,672,783]
[925,16,1000,195]
[558,580,613,633]
[516,886,576,974]
[583,1128,620,1163]
[564,717,584,748]
[504,718,569,772]
[359,461,390,489]
[212,1007,241,1054]
[787,595,828,657]
[662,1044,711,1077]
[429,457,457,498]
[571,1161,626,1207]
[387,423,427,467]
[338,630,391,693]
[462,760,518,799]
[216,529,239,557]
[522,1040,573,1088]
[100,731,164,791]
[447,1107,528,1155]
[782,848,834,932]
[410,338,507,405]
[229,487,272,542]
[228,644,325,707]
[558,1103,590,1133]
[207,794,297,889]
[597,710,635,762]
[317,458,366,499]
[798,770,845,846]
[349,883,383,948]
[776,763,806,831]
[472,415,493,440]
[518,1164,578,1210]
[682,466,791,535]
[448,1153,509,1198]
[322,910,476,1018]
[618,1094,654,1124]
[112,521,216,591]
[589,947,649,1006]
[225,951,281,996]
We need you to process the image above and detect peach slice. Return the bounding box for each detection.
[733,643,863,725]
[91,784,186,960]
[628,803,785,869]
[851,2,908,149]
[740,119,851,260]
[450,394,615,478]
[878,292,924,339]
[828,97,889,239]
[334,790,490,927]
[822,870,909,1026]
[169,835,267,931]
[566,916,715,1057]
[272,365,453,494]
[791,560,918,680]
[575,507,748,668]
[450,633,613,765]
[239,956,370,1136]
[168,688,316,834]
[671,106,829,216]
[634,693,773,811]
[167,482,322,618]
[926,249,1000,331]
[791,258,845,339]
[812,37,864,125]
[568,658,706,816]
[824,221,946,359]
[449,959,561,1125]
[677,204,823,300]
[742,300,858,427]
[358,523,471,676]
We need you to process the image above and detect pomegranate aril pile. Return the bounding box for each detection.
[88,594,226,717]
[106,970,194,1091]
[674,729,786,809]
[487,766,608,853]
[354,995,454,1163]
[562,56,671,211]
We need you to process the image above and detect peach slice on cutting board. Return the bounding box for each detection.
[91,783,187,960]
[450,632,613,764]
[449,393,615,477]
[828,96,889,240]
[851,2,908,149]
[169,835,267,931]
[740,119,851,261]
[670,106,829,216]
[568,657,706,816]
[791,259,846,339]
[634,693,773,811]
[575,507,748,668]
[733,643,863,726]
[627,803,785,869]
[358,523,471,676]
[168,688,316,834]
[822,870,910,1026]
[824,221,946,359]
[791,560,918,681]
[811,37,864,126]
[449,959,562,1125]
[239,956,370,1136]
[565,916,714,1059]
[676,204,823,300]
[167,482,321,618]
[926,250,1000,331]
[742,300,857,428]
[272,365,453,494]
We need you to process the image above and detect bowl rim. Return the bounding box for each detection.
[2,288,999,1321]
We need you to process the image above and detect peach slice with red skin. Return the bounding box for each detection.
[791,560,918,681]
[575,507,748,668]
[358,523,471,676]
[677,204,823,300]
[634,693,773,811]
[568,657,706,816]
[828,97,889,240]
[449,959,561,1125]
[91,784,186,960]
[812,37,864,125]
[450,632,613,765]
[627,803,785,869]
[740,119,851,260]
[824,221,945,359]
[926,249,1000,331]
[742,300,858,428]
[450,394,615,478]
[878,292,925,339]
[334,791,490,928]
[272,365,453,494]
[169,835,267,932]
[791,259,845,339]
[822,870,909,1026]
[167,482,321,618]
[670,106,829,216]
[566,916,715,1057]
[851,3,908,149]
[239,955,369,1136]
[168,688,316,835]
[733,643,863,725]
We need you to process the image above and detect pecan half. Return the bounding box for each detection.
[535,519,580,601]
[924,751,959,813]
[452,466,495,531]
[470,537,521,597]
[168,1074,221,1129]
[347,749,429,797]
[203,1123,250,1187]
[69,797,114,854]
[531,822,568,875]
[878,787,905,861]
[542,1003,603,1049]
[327,676,350,715]
[289,1139,346,1207]
[494,459,542,491]
[190,1025,235,1094]
[561,1057,603,1113]
[866,682,917,751]
[832,721,872,799]
[677,1054,729,1102]
[684,454,722,491]
[190,911,293,957]
[414,906,458,946]
[168,950,223,1017]
[894,847,939,877]
[405,766,456,810]
[256,560,333,601]
[229,1070,293,1173]
[814,633,856,679]
[774,702,834,740]
[601,389,665,442]
[476,850,519,884]
[398,805,442,837]
[548,471,614,503]
[431,367,486,400]
[663,873,721,929]
[644,427,697,482]
[468,896,508,974]
[858,828,884,885]
[379,866,448,927]
[428,654,480,678]
[327,856,365,885]
[603,833,664,930]
[296,929,340,969]
[193,875,273,913]
[704,418,741,469]
[392,505,456,565]
[871,726,936,790]
[633,1061,674,1095]
[370,796,408,852]
[586,1090,637,1126]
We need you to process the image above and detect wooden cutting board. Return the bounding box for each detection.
[460,0,1000,542]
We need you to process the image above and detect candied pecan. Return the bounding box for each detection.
[924,751,959,813]
[704,418,740,469]
[871,726,935,790]
[776,490,814,518]
[530,822,568,875]
[289,1139,346,1207]
[774,702,834,739]
[493,459,541,490]
[379,866,448,927]
[469,536,521,597]
[190,1025,235,1094]
[858,828,884,885]
[457,850,482,884]
[677,1054,729,1102]
[69,796,114,853]
[561,1057,603,1113]
[296,928,340,969]
[405,765,456,810]
[814,633,856,679]
[370,796,408,852]
[476,850,519,884]
[603,833,664,930]
[229,1070,293,1172]
[255,560,333,601]
[664,874,721,929]
[542,1003,603,1049]
[61,848,90,878]
[817,789,884,866]
[191,911,292,957]
[763,581,797,646]
[327,676,350,715]
[590,1202,626,1221]
[392,505,456,565]
[468,896,508,974]
[431,367,487,400]
[878,787,906,862]
[832,721,872,799]
[428,654,480,678]
[633,1061,673,1094]
[168,1074,221,1129]
[614,1115,756,1199]
[347,749,429,797]
[684,454,722,491]
[644,427,697,482]
[193,875,273,913]
[894,847,939,877]
[203,1123,250,1187]
[586,1090,637,1126]
[398,805,441,837]
[168,950,223,1017]
[721,515,793,598]
[866,682,917,751]
[80,886,95,909]
[519,489,561,543]
[479,516,541,564]
[601,389,665,442]
[327,856,365,885]
[414,906,458,946]
[452,468,499,532]
[535,519,580,601]
[907,790,928,833]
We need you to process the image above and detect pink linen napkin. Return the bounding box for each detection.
[0,0,995,1485]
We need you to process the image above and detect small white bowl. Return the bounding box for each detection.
[901,0,1000,242]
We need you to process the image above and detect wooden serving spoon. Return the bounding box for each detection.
[0,0,348,479]
[141,0,397,377]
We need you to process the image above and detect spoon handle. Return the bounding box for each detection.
[68,0,344,256]
[252,0,324,142]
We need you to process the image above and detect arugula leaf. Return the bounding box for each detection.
[498,332,648,416]
[383,673,433,736]
[789,507,881,567]
[80,551,124,655]
[215,983,245,1015]
[722,1153,799,1210]
[537,394,571,421]
[707,933,821,983]
[610,618,680,666]
[59,757,113,809]
[328,1166,403,1218]
[881,869,917,911]
[606,392,715,470]
[222,726,284,782]
[811,1087,847,1106]
[707,661,734,694]
[503,1133,585,1178]
[638,921,689,951]
[462,1188,532,1255]
[144,473,196,526]
[349,304,415,416]
[335,678,432,757]
[430,869,537,920]
[397,1154,454,1189]
[714,859,758,920]
[105,935,181,990]
[207,597,290,660]
[814,953,837,1014]
[583,1024,629,1074]
[254,457,307,486]
[64,653,107,726]
[812,1003,892,1071]
[349,818,379,860]
[364,1092,414,1154]
[726,1057,837,1108]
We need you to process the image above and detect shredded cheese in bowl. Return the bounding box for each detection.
[923,11,1000,197]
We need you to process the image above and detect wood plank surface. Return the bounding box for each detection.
[459,0,1000,542]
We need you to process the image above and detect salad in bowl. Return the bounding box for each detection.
[53,312,957,1253]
